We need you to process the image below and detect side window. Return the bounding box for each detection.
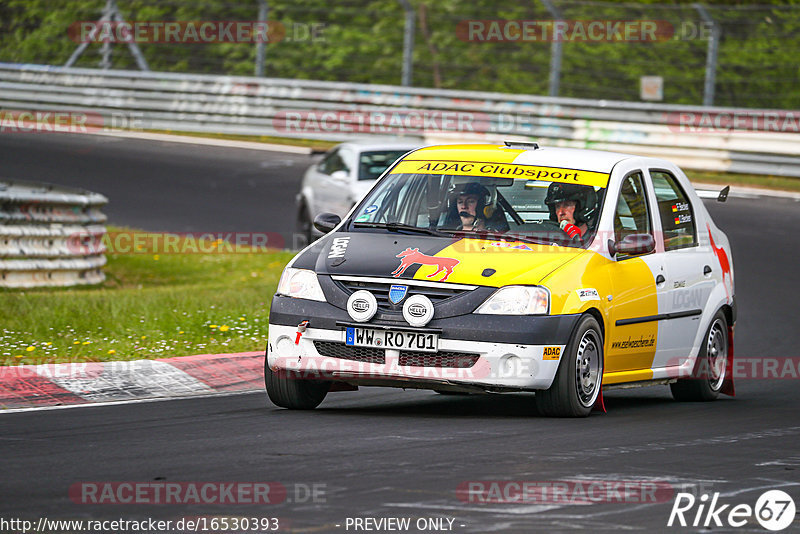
[650,170,697,251]
[614,172,652,243]
[318,149,347,175]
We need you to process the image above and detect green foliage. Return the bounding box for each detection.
[0,227,294,365]
[0,0,797,108]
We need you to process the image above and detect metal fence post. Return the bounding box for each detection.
[398,0,415,87]
[694,3,719,107]
[65,0,149,71]
[540,0,562,97]
[100,0,113,70]
[255,0,268,77]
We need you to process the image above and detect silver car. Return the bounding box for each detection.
[295,140,421,246]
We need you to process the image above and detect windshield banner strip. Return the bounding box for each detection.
[390,160,610,187]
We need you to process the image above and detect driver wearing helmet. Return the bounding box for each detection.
[443,182,490,231]
[544,182,598,241]
[443,182,510,232]
[455,182,488,231]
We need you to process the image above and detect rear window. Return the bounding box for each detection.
[650,170,697,250]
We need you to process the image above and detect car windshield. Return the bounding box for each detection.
[350,171,607,248]
[358,150,412,181]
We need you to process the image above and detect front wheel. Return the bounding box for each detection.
[535,315,604,417]
[670,311,727,402]
[264,355,330,410]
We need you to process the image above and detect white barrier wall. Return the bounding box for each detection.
[0,180,107,288]
[1,62,798,177]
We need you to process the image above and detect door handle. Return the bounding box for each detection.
[656,274,665,285]
[703,265,712,275]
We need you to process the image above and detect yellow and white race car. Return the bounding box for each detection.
[266,142,735,417]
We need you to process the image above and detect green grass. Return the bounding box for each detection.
[0,228,294,366]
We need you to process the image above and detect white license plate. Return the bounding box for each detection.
[345,327,438,353]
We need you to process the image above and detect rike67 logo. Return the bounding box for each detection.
[668,489,796,531]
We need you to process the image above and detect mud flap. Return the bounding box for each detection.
[592,385,606,413]
[721,325,735,397]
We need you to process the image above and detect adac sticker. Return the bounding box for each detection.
[390,159,610,187]
[577,288,600,301]
[391,247,459,282]
[543,346,562,360]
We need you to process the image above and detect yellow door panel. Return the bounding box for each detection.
[605,258,659,373]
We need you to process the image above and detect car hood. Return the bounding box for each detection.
[305,231,587,287]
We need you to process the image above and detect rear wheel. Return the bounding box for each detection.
[264,355,330,410]
[670,311,727,402]
[535,315,603,417]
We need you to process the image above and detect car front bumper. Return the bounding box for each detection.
[267,295,581,392]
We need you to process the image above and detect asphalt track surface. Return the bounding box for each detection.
[2,134,800,533]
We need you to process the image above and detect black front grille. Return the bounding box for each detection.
[313,341,479,369]
[334,279,471,311]
[398,352,480,368]
[314,341,385,364]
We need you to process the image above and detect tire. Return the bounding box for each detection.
[264,354,330,410]
[670,311,727,402]
[296,202,313,248]
[535,315,604,417]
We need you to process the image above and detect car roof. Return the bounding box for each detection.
[406,144,636,174]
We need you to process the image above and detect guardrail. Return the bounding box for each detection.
[0,180,107,288]
[1,62,799,177]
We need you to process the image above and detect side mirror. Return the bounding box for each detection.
[330,170,349,181]
[313,212,341,234]
[608,234,655,257]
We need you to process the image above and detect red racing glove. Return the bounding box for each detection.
[560,220,583,239]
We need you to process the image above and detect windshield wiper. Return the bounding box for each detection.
[353,221,449,237]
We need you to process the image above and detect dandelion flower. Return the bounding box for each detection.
[219,325,230,332]
[26,346,35,352]
[82,341,91,345]
[107,349,116,355]
[209,325,217,329]
[179,331,184,334]
[141,336,147,340]
[153,254,160,260]
[73,341,80,345]
[239,317,245,321]
[15,355,23,358]
[45,342,52,346]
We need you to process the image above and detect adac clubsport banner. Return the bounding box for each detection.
[390,160,610,188]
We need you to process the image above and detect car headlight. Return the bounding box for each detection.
[474,286,549,315]
[276,268,326,302]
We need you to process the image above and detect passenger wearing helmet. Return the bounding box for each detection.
[544,182,599,241]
